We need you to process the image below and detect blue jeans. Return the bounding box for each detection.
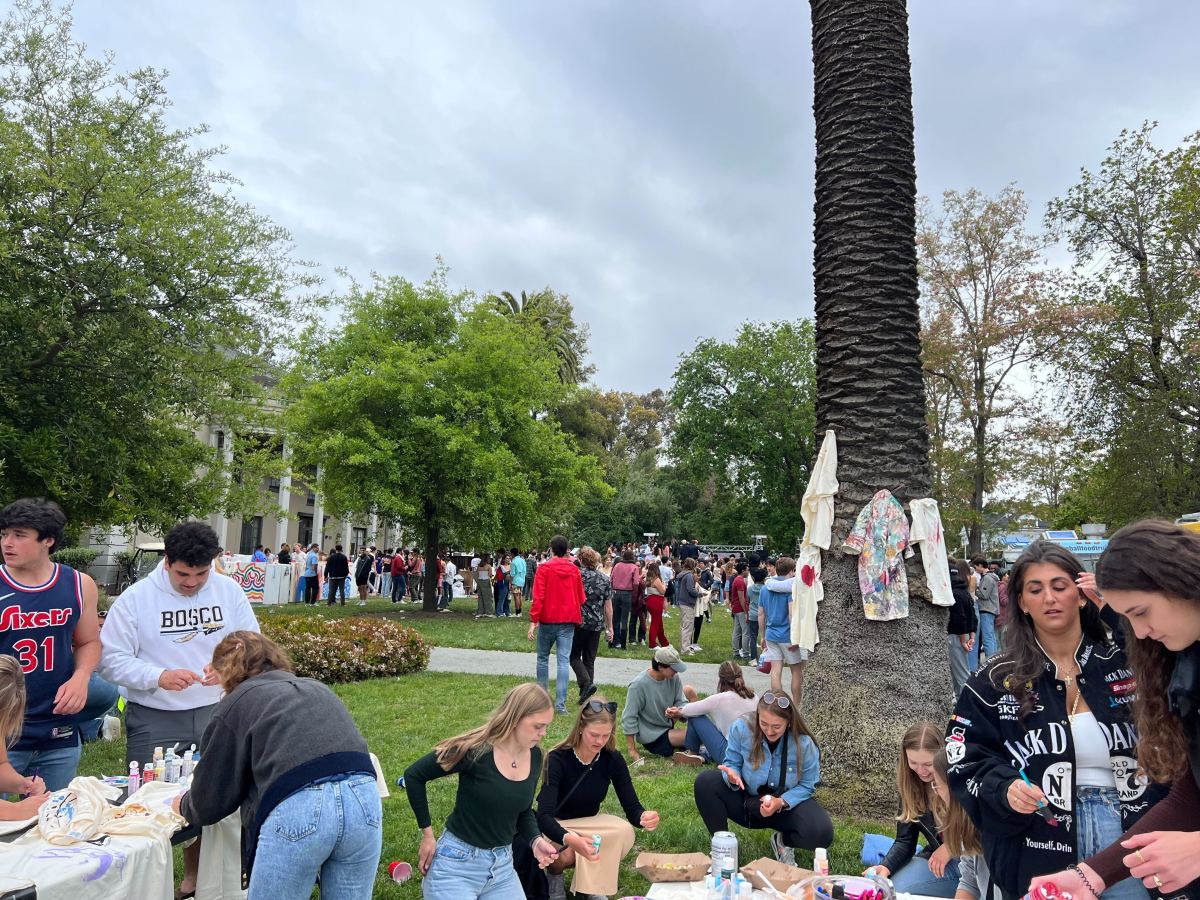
[7,738,82,791]
[978,611,997,661]
[422,830,524,899]
[536,623,575,711]
[439,581,453,608]
[611,590,631,647]
[683,713,727,763]
[891,854,961,897]
[968,602,981,672]
[248,773,382,900]
[1076,787,1151,900]
[496,581,510,617]
[948,634,971,699]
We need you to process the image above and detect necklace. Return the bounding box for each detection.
[1055,657,1083,717]
[497,745,521,769]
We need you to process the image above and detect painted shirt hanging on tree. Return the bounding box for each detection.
[908,497,955,608]
[842,489,911,621]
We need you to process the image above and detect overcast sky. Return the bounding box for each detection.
[54,1,1200,393]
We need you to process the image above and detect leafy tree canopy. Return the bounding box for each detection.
[0,1,312,531]
[283,268,608,605]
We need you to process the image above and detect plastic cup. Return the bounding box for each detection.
[388,861,412,884]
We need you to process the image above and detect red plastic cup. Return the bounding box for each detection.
[389,861,413,884]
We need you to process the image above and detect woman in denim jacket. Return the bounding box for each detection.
[693,691,833,866]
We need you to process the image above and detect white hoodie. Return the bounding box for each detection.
[99,561,260,711]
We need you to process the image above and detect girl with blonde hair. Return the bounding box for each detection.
[406,683,559,898]
[529,698,659,900]
[0,657,49,820]
[865,721,957,895]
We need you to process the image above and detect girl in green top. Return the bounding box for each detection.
[405,682,559,899]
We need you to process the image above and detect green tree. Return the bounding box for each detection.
[488,288,593,384]
[283,269,607,609]
[1049,124,1200,522]
[668,320,817,549]
[809,0,939,817]
[918,186,1063,553]
[0,1,310,530]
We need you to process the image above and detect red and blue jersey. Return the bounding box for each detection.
[0,563,82,750]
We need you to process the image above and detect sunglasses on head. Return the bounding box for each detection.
[762,692,791,710]
[585,700,618,715]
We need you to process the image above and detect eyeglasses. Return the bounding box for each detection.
[585,700,618,715]
[762,692,791,710]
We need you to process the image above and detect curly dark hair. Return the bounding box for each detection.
[1097,519,1200,782]
[988,541,1109,725]
[0,498,66,553]
[164,521,221,568]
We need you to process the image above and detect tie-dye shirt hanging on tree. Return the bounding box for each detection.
[842,489,911,621]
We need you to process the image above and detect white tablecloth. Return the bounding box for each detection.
[0,827,172,900]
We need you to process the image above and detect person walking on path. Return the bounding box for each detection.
[572,547,614,706]
[609,550,642,650]
[528,536,585,714]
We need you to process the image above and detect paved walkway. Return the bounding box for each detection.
[428,646,777,691]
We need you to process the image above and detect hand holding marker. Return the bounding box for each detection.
[1019,768,1058,826]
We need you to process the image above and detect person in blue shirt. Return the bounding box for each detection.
[757,557,808,704]
[303,543,320,605]
[692,691,833,867]
[509,548,527,616]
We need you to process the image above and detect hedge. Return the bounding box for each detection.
[259,616,431,683]
[51,548,100,571]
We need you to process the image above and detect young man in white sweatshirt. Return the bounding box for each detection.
[100,520,259,898]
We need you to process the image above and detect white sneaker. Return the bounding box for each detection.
[771,831,796,867]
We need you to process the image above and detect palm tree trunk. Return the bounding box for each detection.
[808,0,947,819]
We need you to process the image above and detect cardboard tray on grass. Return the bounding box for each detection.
[739,857,815,893]
[634,852,711,882]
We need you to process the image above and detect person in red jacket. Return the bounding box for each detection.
[528,535,585,714]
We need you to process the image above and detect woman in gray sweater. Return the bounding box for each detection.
[172,632,380,900]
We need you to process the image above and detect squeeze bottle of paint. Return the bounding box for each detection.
[142,761,155,783]
[153,746,164,764]
[128,762,141,794]
[814,847,830,876]
[164,749,177,783]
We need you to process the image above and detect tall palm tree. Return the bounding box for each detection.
[488,289,588,384]
[806,0,942,818]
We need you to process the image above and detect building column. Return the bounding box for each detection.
[369,512,378,546]
[276,443,292,551]
[219,429,234,552]
[312,465,325,549]
[342,521,351,551]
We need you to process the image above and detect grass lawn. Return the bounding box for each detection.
[79,672,886,898]
[258,595,745,665]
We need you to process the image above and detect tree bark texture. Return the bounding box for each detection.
[808,0,948,819]
[422,520,440,612]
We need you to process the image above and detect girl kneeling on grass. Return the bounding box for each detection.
[0,657,48,819]
[693,690,833,867]
[405,682,559,899]
[172,631,382,900]
[864,721,957,896]
[524,698,660,900]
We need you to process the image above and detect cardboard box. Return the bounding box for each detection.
[739,857,815,894]
[634,851,711,883]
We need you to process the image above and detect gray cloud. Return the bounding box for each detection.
[57,0,1200,391]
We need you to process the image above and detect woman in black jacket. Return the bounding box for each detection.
[865,721,956,895]
[948,559,978,698]
[946,541,1165,900]
[1032,520,1200,899]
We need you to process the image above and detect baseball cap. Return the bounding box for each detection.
[653,646,687,672]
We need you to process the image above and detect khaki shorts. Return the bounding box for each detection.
[765,640,809,666]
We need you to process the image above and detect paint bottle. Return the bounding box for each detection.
[142,761,155,783]
[155,760,166,783]
[181,749,194,780]
[591,833,602,856]
[814,847,830,876]
[164,749,178,784]
[128,762,141,794]
[153,746,164,764]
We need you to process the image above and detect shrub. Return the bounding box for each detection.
[51,548,99,572]
[259,616,431,683]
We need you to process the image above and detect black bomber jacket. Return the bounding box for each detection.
[946,636,1168,898]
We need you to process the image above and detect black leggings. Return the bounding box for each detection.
[569,627,601,692]
[693,769,834,850]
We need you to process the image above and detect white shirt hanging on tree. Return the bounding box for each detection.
[791,430,839,650]
[908,497,955,608]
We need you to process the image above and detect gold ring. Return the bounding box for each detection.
[1136,849,1147,864]
[1153,875,1163,889]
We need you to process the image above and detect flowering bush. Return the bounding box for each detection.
[260,616,431,683]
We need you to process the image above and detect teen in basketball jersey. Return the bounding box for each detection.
[0,498,102,790]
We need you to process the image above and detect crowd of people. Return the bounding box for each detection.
[3,496,1200,900]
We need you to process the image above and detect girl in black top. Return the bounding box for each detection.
[405,683,559,900]
[536,698,659,900]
